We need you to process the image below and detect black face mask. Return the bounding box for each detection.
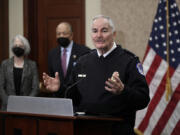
[12,47,25,57]
[57,37,70,48]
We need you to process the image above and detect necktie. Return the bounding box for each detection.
[61,48,67,76]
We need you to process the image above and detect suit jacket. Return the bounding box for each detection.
[48,42,90,97]
[0,57,39,110]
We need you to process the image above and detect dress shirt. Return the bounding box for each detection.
[61,41,73,68]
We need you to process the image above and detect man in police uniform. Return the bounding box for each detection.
[43,15,150,135]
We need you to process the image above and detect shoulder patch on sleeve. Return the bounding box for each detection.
[136,63,144,75]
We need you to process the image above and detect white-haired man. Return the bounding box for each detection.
[43,15,150,134]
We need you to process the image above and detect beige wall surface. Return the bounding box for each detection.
[101,0,180,61]
[85,0,101,49]
[9,0,23,57]
[101,0,159,61]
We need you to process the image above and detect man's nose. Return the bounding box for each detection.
[97,31,102,37]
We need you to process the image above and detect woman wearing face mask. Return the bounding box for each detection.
[0,34,39,110]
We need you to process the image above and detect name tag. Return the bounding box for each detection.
[78,74,86,78]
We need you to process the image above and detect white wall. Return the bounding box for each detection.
[9,0,23,57]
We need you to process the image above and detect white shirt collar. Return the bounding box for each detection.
[97,42,117,57]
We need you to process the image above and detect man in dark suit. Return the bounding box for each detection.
[47,22,90,97]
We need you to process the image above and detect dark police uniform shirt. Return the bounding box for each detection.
[67,45,150,126]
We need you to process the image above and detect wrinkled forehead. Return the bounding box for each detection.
[92,18,111,30]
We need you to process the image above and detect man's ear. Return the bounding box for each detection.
[113,31,116,38]
[70,32,73,40]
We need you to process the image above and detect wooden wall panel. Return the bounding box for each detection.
[23,0,38,62]
[0,0,9,63]
[5,117,37,135]
[24,0,85,79]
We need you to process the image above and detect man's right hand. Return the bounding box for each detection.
[42,72,60,92]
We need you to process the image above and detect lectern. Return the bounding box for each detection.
[0,96,123,135]
[0,111,123,135]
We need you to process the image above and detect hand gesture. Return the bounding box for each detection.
[105,71,124,94]
[42,72,60,92]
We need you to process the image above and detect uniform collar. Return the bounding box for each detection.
[97,42,117,58]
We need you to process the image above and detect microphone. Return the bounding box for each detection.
[65,74,86,98]
[64,49,95,98]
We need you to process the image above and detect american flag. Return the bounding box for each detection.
[135,0,180,134]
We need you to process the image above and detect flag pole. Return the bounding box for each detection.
[165,0,172,101]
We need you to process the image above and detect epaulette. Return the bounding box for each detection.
[90,49,97,53]
[77,49,96,62]
[123,49,137,58]
[83,49,96,57]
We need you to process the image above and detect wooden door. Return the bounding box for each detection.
[24,0,85,78]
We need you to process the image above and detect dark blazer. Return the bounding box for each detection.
[0,57,39,110]
[48,42,90,97]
